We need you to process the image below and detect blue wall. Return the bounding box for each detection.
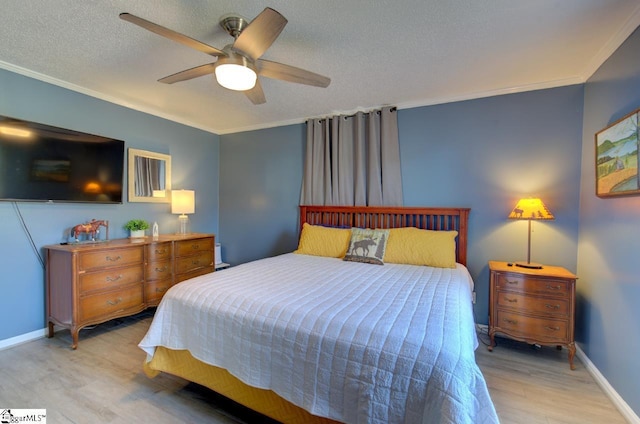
[220,85,585,325]
[578,26,640,415]
[219,125,305,265]
[0,68,219,341]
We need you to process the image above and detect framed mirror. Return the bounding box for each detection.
[128,148,171,203]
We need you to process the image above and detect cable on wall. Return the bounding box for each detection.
[13,201,45,269]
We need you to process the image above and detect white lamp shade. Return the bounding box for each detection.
[171,190,195,215]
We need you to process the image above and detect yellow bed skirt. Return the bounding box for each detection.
[144,346,340,424]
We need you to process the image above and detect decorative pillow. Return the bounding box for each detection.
[294,223,351,258]
[384,227,458,268]
[343,228,389,265]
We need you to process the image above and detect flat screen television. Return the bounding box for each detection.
[0,115,124,203]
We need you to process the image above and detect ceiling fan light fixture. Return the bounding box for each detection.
[215,54,257,91]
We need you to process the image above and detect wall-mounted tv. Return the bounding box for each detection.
[0,115,124,203]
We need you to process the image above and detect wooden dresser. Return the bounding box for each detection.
[488,260,578,369]
[45,233,215,348]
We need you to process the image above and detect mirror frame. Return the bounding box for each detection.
[128,148,172,203]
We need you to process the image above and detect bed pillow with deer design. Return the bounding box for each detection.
[343,228,389,265]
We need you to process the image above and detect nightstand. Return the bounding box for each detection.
[488,260,578,369]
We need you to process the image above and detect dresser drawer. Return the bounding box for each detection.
[79,247,143,271]
[497,310,568,343]
[79,265,144,294]
[79,285,144,322]
[497,292,569,316]
[146,242,173,262]
[145,279,172,304]
[176,251,214,274]
[175,237,214,256]
[175,265,214,283]
[146,260,173,281]
[496,273,569,297]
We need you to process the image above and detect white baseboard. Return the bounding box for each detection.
[575,345,640,424]
[0,327,46,351]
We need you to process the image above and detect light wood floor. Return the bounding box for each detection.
[0,311,628,423]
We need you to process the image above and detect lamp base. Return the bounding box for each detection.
[177,214,190,235]
[515,261,543,269]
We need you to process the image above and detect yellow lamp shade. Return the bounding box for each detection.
[508,198,554,220]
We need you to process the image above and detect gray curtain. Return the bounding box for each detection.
[301,106,403,206]
[134,157,162,197]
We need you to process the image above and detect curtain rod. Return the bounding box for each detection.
[309,106,397,123]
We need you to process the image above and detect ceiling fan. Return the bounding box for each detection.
[119,7,330,104]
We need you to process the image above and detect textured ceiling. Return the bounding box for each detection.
[1,1,640,135]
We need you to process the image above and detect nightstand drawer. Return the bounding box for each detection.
[496,273,569,297]
[497,311,568,342]
[497,292,569,316]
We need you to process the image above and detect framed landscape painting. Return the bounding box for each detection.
[595,108,640,197]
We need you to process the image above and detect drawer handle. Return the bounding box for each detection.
[191,244,200,250]
[506,280,519,285]
[105,274,123,282]
[106,297,122,306]
[503,318,518,325]
[504,297,518,303]
[545,303,560,310]
[546,284,562,290]
[155,266,168,272]
[192,259,200,265]
[105,255,121,262]
[545,326,560,331]
[155,287,167,293]
[155,249,167,254]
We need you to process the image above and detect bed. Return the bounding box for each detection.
[139,206,498,423]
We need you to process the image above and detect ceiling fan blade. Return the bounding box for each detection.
[232,8,287,61]
[258,59,330,88]
[158,63,217,84]
[244,79,266,105]
[120,13,225,57]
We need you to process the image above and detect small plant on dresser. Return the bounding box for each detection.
[124,219,149,238]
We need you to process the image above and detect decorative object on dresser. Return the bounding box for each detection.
[171,189,195,234]
[123,219,150,238]
[508,197,554,269]
[44,233,215,349]
[71,219,109,242]
[488,260,578,369]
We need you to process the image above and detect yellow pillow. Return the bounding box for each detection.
[294,223,351,258]
[384,227,458,268]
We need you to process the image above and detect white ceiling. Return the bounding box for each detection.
[1,1,640,135]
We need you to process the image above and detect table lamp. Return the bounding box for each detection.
[171,189,195,234]
[508,197,554,269]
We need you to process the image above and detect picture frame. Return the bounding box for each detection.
[595,107,640,197]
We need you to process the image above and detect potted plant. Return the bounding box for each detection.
[124,219,150,238]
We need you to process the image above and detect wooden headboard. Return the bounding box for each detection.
[299,205,470,266]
